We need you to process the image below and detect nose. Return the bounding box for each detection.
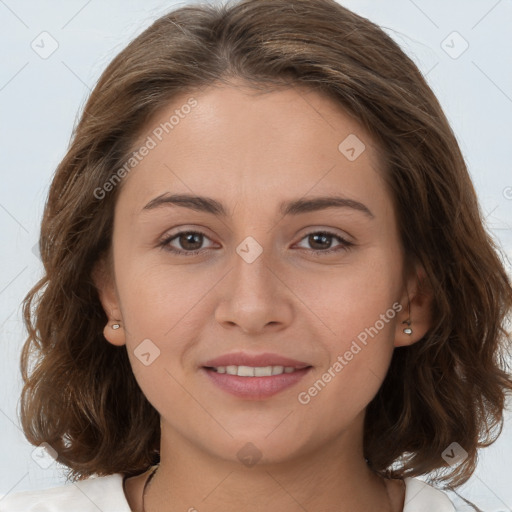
[214,245,294,335]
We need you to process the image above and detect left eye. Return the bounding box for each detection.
[159,230,353,255]
[294,231,353,254]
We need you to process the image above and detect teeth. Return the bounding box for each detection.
[212,365,299,376]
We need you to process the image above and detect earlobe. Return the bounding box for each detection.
[394,264,433,348]
[102,321,126,347]
[92,256,127,347]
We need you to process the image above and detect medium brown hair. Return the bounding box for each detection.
[20,0,512,494]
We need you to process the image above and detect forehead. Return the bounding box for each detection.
[117,83,390,218]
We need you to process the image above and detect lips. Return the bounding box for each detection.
[202,352,311,369]
[202,366,312,399]
[200,351,313,400]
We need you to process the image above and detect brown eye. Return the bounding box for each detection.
[177,232,204,251]
[308,233,334,250]
[295,230,353,255]
[160,230,216,255]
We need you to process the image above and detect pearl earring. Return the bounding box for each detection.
[402,320,412,335]
[112,323,121,330]
[402,298,412,335]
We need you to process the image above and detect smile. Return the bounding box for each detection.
[207,365,300,376]
[202,365,313,400]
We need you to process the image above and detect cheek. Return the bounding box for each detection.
[113,259,223,405]
[293,247,400,391]
[114,262,202,411]
[115,257,216,333]
[291,246,401,340]
[295,279,398,433]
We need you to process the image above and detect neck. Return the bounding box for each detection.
[142,420,400,512]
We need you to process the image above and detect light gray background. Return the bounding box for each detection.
[0,0,511,510]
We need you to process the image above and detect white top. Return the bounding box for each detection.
[0,474,456,511]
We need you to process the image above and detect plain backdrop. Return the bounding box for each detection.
[0,0,511,510]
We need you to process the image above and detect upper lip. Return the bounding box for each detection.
[202,352,311,369]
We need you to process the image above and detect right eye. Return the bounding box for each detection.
[159,230,217,256]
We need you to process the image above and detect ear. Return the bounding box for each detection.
[394,262,433,348]
[91,254,126,347]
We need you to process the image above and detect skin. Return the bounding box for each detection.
[94,80,432,512]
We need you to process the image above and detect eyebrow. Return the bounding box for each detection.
[142,193,374,219]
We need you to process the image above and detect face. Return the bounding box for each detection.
[95,82,429,466]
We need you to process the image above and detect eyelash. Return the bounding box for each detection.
[158,229,354,256]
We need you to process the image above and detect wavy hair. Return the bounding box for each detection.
[19,0,512,498]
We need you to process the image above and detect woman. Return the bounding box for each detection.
[2,0,511,510]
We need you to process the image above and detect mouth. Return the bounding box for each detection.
[201,364,313,400]
[204,364,310,377]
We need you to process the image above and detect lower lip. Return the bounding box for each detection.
[201,367,312,400]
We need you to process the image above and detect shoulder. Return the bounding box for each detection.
[0,473,132,512]
[403,477,456,511]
